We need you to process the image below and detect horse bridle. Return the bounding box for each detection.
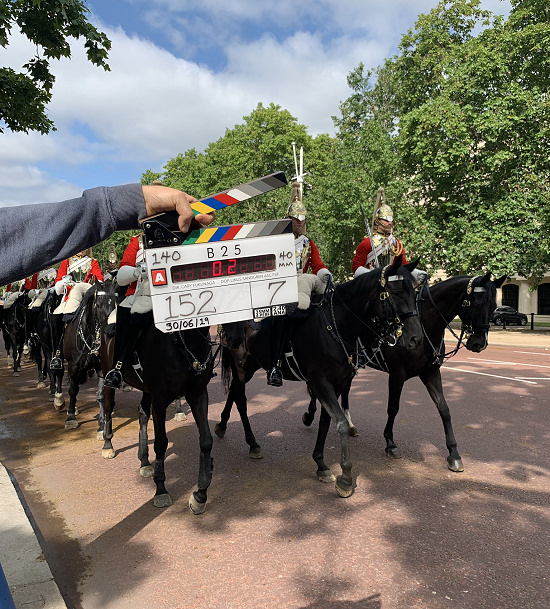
[419,275,490,362]
[321,265,419,369]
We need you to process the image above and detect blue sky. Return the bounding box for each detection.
[1,0,511,207]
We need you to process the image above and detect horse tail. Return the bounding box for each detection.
[221,346,233,394]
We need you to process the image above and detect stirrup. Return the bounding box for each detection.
[104,369,123,389]
[267,367,283,387]
[50,356,63,370]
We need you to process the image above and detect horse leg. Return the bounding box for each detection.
[187,388,213,515]
[214,381,236,438]
[312,406,336,483]
[53,368,65,410]
[151,402,172,508]
[65,367,80,429]
[340,379,358,437]
[384,374,405,459]
[302,385,317,427]
[420,370,464,472]
[96,374,105,440]
[233,379,262,459]
[138,393,154,477]
[101,386,116,459]
[309,380,353,498]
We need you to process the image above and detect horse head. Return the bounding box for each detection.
[86,281,117,326]
[459,273,506,353]
[355,257,423,351]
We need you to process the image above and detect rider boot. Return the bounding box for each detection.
[49,314,65,370]
[50,351,63,370]
[104,306,137,389]
[266,316,287,387]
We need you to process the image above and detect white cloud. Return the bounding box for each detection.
[1,0,512,207]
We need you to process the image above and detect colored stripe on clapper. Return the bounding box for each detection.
[180,219,291,245]
[190,172,287,216]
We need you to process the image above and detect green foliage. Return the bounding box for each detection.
[1,0,111,133]
[379,0,550,284]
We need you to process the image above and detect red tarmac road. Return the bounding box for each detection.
[0,338,549,609]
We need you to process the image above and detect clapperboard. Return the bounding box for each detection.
[141,173,299,333]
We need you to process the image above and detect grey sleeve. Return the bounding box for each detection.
[0,184,146,285]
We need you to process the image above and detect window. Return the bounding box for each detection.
[502,284,518,310]
[538,284,550,315]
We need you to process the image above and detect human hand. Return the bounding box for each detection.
[133,262,148,280]
[142,185,215,233]
[317,268,332,283]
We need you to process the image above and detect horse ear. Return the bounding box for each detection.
[389,256,403,272]
[479,272,492,285]
[403,257,420,273]
[493,274,507,289]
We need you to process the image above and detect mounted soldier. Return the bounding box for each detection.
[50,249,104,370]
[103,232,147,389]
[266,144,332,387]
[352,187,408,275]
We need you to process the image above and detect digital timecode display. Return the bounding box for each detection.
[171,253,276,283]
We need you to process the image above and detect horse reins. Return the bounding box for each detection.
[319,265,418,372]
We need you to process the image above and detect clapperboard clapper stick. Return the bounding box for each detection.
[141,172,288,249]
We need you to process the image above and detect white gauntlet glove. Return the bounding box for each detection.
[411,269,429,283]
[317,268,332,283]
[135,261,148,279]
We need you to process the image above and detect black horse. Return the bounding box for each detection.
[218,258,423,498]
[302,273,506,472]
[62,282,117,429]
[2,291,31,377]
[100,314,215,514]
[33,290,66,408]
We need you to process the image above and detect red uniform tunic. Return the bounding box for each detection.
[23,274,38,290]
[352,235,407,274]
[55,258,104,283]
[302,238,327,275]
[118,235,142,297]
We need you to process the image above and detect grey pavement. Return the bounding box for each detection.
[0,464,67,609]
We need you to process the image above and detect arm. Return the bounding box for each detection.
[0,184,212,286]
[351,239,370,273]
[302,239,328,275]
[89,259,104,282]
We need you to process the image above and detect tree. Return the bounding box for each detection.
[0,0,111,134]
[384,0,550,284]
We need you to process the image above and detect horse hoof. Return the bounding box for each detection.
[48,394,55,402]
[154,493,172,508]
[37,381,46,389]
[385,447,402,459]
[102,448,116,459]
[302,413,313,427]
[317,469,336,483]
[189,493,206,515]
[96,431,104,441]
[349,426,359,437]
[174,412,187,422]
[335,476,353,498]
[140,465,154,478]
[54,394,65,410]
[12,372,20,377]
[65,419,79,430]
[249,447,263,459]
[447,457,464,472]
[214,423,226,439]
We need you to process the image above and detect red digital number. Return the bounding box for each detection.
[213,261,222,277]
[228,259,236,275]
